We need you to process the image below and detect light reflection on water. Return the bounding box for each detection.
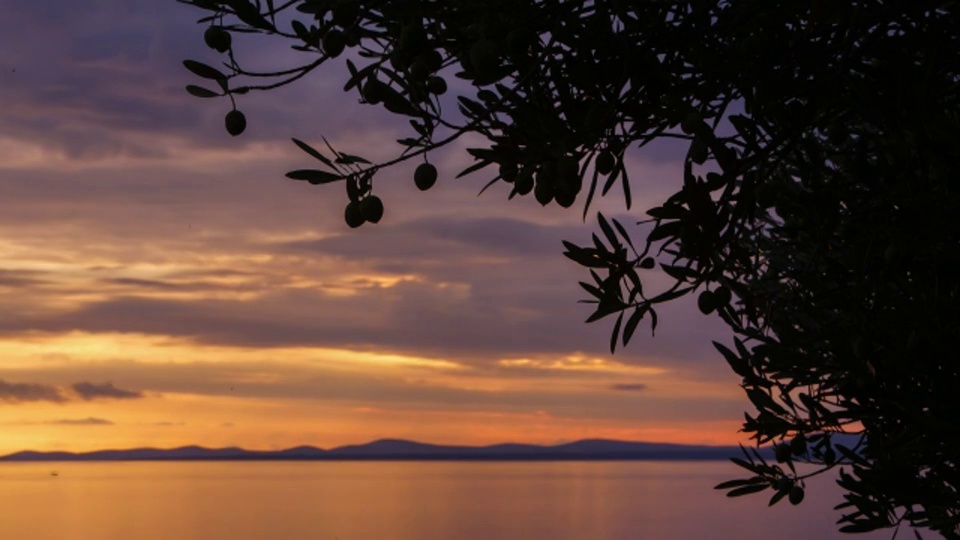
[0,461,908,539]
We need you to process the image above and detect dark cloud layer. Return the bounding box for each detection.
[1,360,743,424]
[610,383,648,392]
[0,380,66,403]
[0,215,730,372]
[72,381,144,401]
[50,417,113,426]
[0,380,144,404]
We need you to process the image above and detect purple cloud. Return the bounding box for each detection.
[71,381,144,401]
[0,380,66,403]
[610,383,648,392]
[50,417,113,426]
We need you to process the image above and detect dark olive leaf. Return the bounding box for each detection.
[476,176,500,196]
[597,213,620,249]
[563,246,607,269]
[726,484,769,497]
[456,159,495,179]
[836,444,868,466]
[291,138,336,169]
[578,281,603,299]
[291,20,309,41]
[231,0,275,31]
[734,338,751,362]
[285,169,343,183]
[345,61,377,92]
[601,158,621,196]
[714,478,766,490]
[647,205,686,220]
[457,96,486,117]
[612,218,635,251]
[295,1,325,14]
[183,60,227,81]
[839,523,880,533]
[345,175,360,203]
[620,161,632,209]
[648,286,692,304]
[381,86,420,116]
[647,221,682,242]
[714,341,751,378]
[609,311,624,353]
[768,489,788,506]
[660,263,698,281]
[731,457,760,473]
[336,153,372,165]
[585,300,625,323]
[622,305,647,346]
[185,84,220,98]
[320,136,344,160]
[746,388,787,416]
[728,114,758,142]
[581,165,601,220]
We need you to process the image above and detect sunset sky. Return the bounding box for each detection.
[0,1,748,455]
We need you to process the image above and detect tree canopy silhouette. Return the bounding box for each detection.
[179,0,960,536]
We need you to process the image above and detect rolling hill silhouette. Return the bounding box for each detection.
[0,438,776,462]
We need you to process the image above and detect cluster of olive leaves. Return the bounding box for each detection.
[180,0,960,537]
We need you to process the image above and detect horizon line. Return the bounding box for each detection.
[0,437,767,461]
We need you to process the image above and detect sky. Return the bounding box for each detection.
[0,0,748,454]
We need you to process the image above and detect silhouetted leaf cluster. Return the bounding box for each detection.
[180,1,960,536]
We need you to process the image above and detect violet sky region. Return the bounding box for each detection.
[0,1,749,454]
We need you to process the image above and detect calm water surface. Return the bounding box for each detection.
[0,461,903,539]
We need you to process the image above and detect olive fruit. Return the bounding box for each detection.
[554,189,575,208]
[534,178,554,206]
[788,486,805,505]
[363,80,388,104]
[513,168,534,195]
[595,150,616,175]
[359,195,384,223]
[204,27,231,53]
[498,162,517,183]
[426,76,447,95]
[689,138,709,164]
[344,201,365,228]
[776,476,793,493]
[713,286,732,308]
[697,290,717,315]
[224,110,246,136]
[414,163,438,191]
[323,29,346,58]
[409,60,430,81]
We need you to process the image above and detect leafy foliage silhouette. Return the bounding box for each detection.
[179,1,960,536]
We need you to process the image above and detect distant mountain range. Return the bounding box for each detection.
[0,439,775,462]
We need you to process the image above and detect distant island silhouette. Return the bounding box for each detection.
[0,438,776,462]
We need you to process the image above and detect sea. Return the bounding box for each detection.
[0,461,915,539]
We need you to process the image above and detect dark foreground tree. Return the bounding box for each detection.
[179,1,960,536]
